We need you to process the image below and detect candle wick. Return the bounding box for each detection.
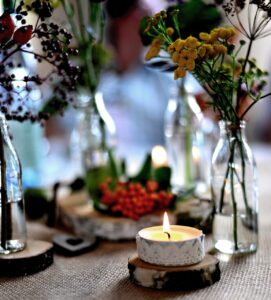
[164,231,171,240]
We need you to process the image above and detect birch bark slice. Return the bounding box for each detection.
[58,191,176,241]
[128,254,220,290]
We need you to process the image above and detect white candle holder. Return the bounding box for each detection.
[136,225,205,266]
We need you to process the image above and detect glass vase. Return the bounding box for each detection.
[164,79,207,193]
[0,115,27,254]
[71,92,116,199]
[211,120,258,254]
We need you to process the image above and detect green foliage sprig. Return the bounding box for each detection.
[141,0,271,123]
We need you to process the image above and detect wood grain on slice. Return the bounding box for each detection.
[0,240,53,276]
[128,254,220,290]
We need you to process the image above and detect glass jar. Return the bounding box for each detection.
[164,79,207,193]
[0,115,27,254]
[211,120,258,254]
[70,92,116,199]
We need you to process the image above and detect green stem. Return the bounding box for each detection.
[76,0,86,43]
[218,162,230,213]
[63,0,81,43]
[219,136,235,213]
[218,130,238,251]
[236,132,250,215]
[230,155,238,251]
[236,38,253,114]
[179,79,192,186]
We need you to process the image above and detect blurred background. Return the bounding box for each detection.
[3,0,271,188]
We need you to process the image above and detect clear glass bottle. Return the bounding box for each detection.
[164,79,207,193]
[0,115,27,254]
[211,120,258,254]
[70,92,116,198]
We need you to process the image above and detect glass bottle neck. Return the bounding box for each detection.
[219,120,247,141]
[0,115,10,139]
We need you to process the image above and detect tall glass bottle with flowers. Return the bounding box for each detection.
[0,0,78,253]
[141,0,221,193]
[141,0,271,254]
[62,0,116,198]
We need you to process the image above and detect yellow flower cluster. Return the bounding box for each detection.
[199,27,236,43]
[168,27,236,80]
[145,37,163,61]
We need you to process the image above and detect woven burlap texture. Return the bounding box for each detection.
[0,153,270,300]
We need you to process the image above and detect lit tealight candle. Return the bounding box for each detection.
[136,212,205,266]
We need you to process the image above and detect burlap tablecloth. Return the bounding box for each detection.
[0,146,271,300]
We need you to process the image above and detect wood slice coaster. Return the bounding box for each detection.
[58,191,176,241]
[0,240,53,276]
[128,254,220,290]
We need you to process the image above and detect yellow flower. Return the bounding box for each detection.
[172,52,180,63]
[167,39,185,54]
[202,44,216,59]
[185,36,200,49]
[174,39,185,52]
[152,37,163,47]
[187,49,197,59]
[174,67,186,80]
[217,28,229,39]
[167,43,176,55]
[179,50,190,59]
[210,31,219,43]
[199,32,210,42]
[186,59,196,71]
[145,46,160,61]
[198,45,207,58]
[178,58,187,67]
[166,27,174,36]
[145,37,163,61]
[217,28,235,40]
[213,44,227,55]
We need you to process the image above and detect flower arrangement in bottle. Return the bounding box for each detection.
[140,0,271,253]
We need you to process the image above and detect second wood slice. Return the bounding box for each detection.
[128,254,220,290]
[58,191,176,240]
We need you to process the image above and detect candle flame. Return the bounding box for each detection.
[163,212,170,233]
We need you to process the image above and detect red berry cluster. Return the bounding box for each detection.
[0,13,32,45]
[0,2,79,123]
[99,180,174,220]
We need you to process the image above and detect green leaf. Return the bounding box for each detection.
[62,0,75,18]
[129,153,152,183]
[167,0,221,39]
[153,166,171,190]
[108,149,120,180]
